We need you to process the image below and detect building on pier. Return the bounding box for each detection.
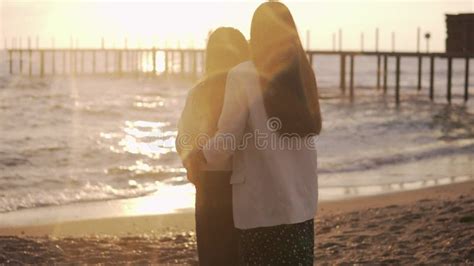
[445,13,474,54]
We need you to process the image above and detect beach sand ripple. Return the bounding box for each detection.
[1,194,473,264]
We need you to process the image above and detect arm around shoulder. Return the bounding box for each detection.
[203,69,249,164]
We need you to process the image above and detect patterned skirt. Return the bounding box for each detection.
[238,219,314,266]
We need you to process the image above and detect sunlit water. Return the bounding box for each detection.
[0,52,473,215]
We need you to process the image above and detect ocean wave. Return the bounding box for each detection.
[0,157,32,168]
[0,181,159,213]
[0,70,472,215]
[319,141,474,174]
[1,76,52,90]
[106,163,185,181]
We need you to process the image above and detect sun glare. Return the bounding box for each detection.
[124,183,196,216]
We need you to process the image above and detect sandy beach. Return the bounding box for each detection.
[0,181,472,264]
[2,0,473,265]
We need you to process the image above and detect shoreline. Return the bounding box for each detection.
[0,180,472,264]
[0,174,471,231]
[1,180,472,237]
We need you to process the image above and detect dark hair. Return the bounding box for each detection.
[250,2,321,136]
[205,27,249,77]
[198,27,249,130]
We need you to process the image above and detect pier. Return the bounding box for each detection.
[4,47,473,104]
[305,50,472,103]
[6,48,205,79]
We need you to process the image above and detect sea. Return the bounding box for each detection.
[0,51,473,216]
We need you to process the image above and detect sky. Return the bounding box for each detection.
[1,0,473,52]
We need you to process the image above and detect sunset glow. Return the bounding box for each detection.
[2,0,472,51]
[0,0,473,264]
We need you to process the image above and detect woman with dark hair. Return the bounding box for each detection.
[197,2,322,265]
[176,27,249,265]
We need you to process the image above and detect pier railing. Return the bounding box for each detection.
[4,48,473,103]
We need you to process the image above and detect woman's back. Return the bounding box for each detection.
[177,75,232,170]
[202,3,320,264]
[176,27,249,265]
[204,60,319,229]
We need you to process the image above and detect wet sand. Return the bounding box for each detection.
[1,181,473,264]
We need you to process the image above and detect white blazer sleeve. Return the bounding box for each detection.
[203,69,248,164]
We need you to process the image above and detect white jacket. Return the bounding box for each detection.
[203,61,319,229]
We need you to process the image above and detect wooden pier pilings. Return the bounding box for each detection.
[5,48,206,79]
[339,54,346,93]
[4,48,473,103]
[417,55,422,91]
[395,56,401,105]
[465,57,470,102]
[383,55,388,93]
[376,55,381,89]
[305,50,472,104]
[447,57,453,103]
[430,56,435,101]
